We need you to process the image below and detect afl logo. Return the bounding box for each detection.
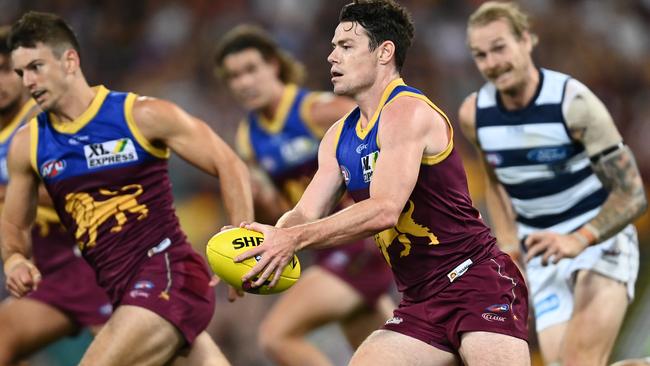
[340,165,351,185]
[41,159,67,178]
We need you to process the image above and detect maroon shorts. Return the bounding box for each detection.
[315,237,393,306]
[119,243,215,344]
[27,257,112,327]
[383,253,528,353]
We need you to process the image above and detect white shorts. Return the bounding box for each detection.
[524,224,639,332]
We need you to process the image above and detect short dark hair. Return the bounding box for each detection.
[340,0,414,72]
[8,11,81,59]
[214,24,305,85]
[0,26,11,56]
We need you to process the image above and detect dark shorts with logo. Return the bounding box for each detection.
[383,253,528,353]
[27,256,112,327]
[119,243,215,345]
[315,237,393,306]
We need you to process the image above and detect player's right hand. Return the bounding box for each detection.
[4,257,41,298]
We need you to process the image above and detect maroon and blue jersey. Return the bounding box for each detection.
[237,84,325,204]
[31,86,187,301]
[335,78,499,302]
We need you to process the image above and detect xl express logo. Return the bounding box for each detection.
[84,138,138,169]
[361,151,379,183]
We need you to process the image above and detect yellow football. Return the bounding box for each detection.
[206,227,301,294]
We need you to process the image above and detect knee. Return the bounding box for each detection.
[562,349,608,366]
[257,318,285,356]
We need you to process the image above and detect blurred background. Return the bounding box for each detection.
[1,0,649,365]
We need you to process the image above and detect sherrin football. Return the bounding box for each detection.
[206,227,301,294]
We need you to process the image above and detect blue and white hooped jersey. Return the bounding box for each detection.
[475,68,608,236]
[0,99,37,184]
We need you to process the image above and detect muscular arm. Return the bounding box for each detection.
[1,127,41,296]
[132,97,254,225]
[458,94,519,255]
[564,81,647,244]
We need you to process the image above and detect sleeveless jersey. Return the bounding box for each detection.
[237,84,323,204]
[475,69,607,236]
[335,78,498,302]
[31,86,186,298]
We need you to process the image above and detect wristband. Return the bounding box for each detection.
[574,225,599,246]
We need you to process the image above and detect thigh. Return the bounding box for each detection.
[537,322,567,364]
[168,332,230,366]
[459,331,530,366]
[341,294,394,349]
[0,297,77,358]
[80,305,184,366]
[261,266,365,337]
[350,330,458,366]
[564,270,628,358]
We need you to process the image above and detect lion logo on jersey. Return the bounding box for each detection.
[65,184,149,250]
[374,200,439,266]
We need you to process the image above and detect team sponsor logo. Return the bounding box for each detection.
[148,238,171,257]
[485,152,503,167]
[447,258,473,283]
[134,280,154,290]
[233,236,264,250]
[482,313,506,322]
[361,151,379,183]
[385,316,403,325]
[68,135,90,146]
[280,137,318,164]
[65,184,149,250]
[355,143,368,154]
[129,290,150,298]
[84,138,138,169]
[527,147,568,163]
[340,165,351,185]
[41,159,67,178]
[485,303,510,313]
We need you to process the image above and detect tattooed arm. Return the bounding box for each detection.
[564,79,647,244]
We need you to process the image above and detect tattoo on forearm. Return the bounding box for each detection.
[589,146,647,242]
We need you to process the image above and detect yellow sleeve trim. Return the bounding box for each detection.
[236,121,254,161]
[0,99,37,143]
[29,117,39,175]
[299,92,327,139]
[332,112,350,152]
[355,78,406,140]
[382,91,454,166]
[124,93,170,159]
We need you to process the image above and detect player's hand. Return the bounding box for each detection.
[227,286,244,302]
[234,221,298,288]
[524,231,588,265]
[4,257,41,298]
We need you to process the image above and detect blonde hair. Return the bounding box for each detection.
[467,1,538,46]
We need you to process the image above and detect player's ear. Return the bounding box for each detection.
[377,40,395,67]
[62,48,80,74]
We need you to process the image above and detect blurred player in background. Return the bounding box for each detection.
[459,2,647,365]
[0,24,112,365]
[235,1,530,364]
[1,11,253,366]
[214,24,394,366]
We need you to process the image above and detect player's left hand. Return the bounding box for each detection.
[234,221,299,288]
[524,231,588,265]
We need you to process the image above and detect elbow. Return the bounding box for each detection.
[373,199,401,231]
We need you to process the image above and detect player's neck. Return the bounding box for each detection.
[356,72,401,128]
[0,93,30,129]
[499,66,539,110]
[259,81,286,120]
[49,78,96,123]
